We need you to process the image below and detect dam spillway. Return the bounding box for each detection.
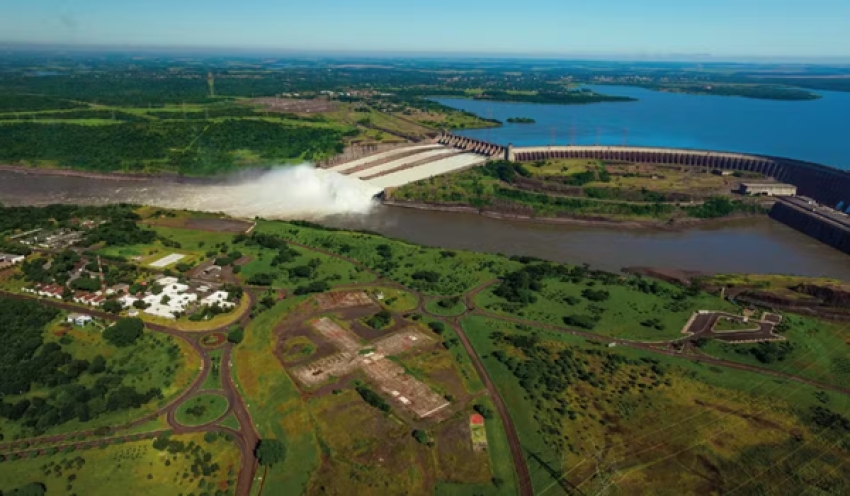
[769,197,850,256]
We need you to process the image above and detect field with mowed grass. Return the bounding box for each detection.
[0,432,241,496]
[255,220,521,295]
[232,297,321,496]
[174,393,230,427]
[475,262,737,341]
[462,315,850,495]
[699,314,850,390]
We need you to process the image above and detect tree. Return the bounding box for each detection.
[412,430,432,446]
[7,482,47,496]
[474,403,495,419]
[227,327,244,345]
[102,299,122,315]
[103,318,144,347]
[254,439,285,467]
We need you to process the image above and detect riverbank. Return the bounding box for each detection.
[0,164,169,182]
[382,198,766,231]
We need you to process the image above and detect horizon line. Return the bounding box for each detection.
[2,41,850,65]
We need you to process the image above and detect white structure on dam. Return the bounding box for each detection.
[324,143,487,190]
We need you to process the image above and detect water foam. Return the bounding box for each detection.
[142,164,382,219]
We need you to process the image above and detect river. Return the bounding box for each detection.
[434,85,850,169]
[2,169,849,280]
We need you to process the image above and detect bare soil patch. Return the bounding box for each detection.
[315,291,375,311]
[248,97,338,114]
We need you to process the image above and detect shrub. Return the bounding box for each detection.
[562,314,599,330]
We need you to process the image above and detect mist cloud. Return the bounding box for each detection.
[132,164,382,219]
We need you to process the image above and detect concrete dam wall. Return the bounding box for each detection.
[769,198,850,256]
[508,145,850,208]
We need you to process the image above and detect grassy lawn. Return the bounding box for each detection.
[174,393,230,427]
[238,243,375,289]
[220,414,241,431]
[713,316,759,332]
[200,349,224,391]
[0,432,241,496]
[370,287,419,313]
[426,296,467,317]
[461,315,850,495]
[255,220,521,296]
[232,296,321,496]
[476,273,738,341]
[699,314,850,390]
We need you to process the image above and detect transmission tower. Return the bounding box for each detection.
[207,72,216,98]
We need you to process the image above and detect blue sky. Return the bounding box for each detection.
[1,0,848,59]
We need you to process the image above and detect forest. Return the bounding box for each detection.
[0,120,344,174]
[0,298,167,435]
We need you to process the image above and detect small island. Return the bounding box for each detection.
[507,117,536,124]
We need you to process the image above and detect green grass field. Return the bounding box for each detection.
[700,314,850,390]
[425,297,468,317]
[0,432,241,496]
[200,349,224,391]
[476,273,737,341]
[256,220,521,295]
[174,393,230,427]
[461,315,850,495]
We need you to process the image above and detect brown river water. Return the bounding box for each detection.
[2,170,849,280]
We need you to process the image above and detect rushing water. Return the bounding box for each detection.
[2,170,850,280]
[434,85,850,169]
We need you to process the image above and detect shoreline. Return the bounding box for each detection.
[0,164,175,182]
[381,199,765,232]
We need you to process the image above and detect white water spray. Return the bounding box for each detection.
[136,164,382,219]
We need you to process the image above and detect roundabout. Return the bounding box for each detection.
[173,392,231,427]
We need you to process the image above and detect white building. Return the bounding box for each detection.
[0,253,25,265]
[201,291,235,309]
[141,282,198,320]
[67,313,93,326]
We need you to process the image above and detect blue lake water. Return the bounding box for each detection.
[434,85,850,170]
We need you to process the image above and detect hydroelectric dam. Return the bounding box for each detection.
[322,133,850,257]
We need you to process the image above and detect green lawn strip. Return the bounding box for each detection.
[712,316,760,332]
[174,393,230,427]
[200,349,224,391]
[220,414,241,431]
[232,297,321,496]
[122,416,171,436]
[426,297,467,317]
[699,314,850,390]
